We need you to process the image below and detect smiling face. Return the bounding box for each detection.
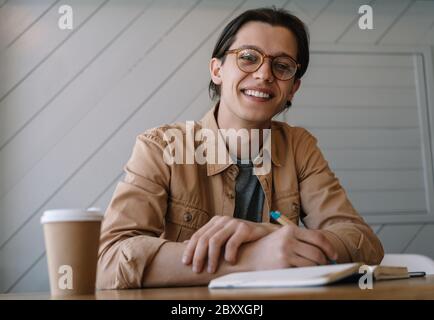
[210,21,301,129]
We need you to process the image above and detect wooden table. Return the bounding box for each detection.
[2,275,434,300]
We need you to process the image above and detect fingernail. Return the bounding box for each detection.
[208,266,214,273]
[182,256,187,264]
[193,266,199,273]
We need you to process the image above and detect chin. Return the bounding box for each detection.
[236,103,276,123]
[237,108,274,124]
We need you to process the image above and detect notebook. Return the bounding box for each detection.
[208,263,411,289]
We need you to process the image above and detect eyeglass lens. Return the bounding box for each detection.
[236,49,297,80]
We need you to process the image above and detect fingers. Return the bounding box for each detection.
[200,220,255,273]
[182,217,262,274]
[190,223,226,273]
[292,228,338,262]
[182,223,213,266]
[292,241,328,265]
[187,217,239,273]
[182,216,278,274]
[288,253,318,268]
[224,222,251,263]
[206,225,238,273]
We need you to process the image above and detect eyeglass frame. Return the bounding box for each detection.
[225,46,301,81]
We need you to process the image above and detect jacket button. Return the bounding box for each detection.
[227,192,235,199]
[184,212,193,222]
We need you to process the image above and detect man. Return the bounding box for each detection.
[97,7,384,289]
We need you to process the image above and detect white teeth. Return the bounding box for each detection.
[244,89,271,99]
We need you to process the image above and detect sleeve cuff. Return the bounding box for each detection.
[321,230,352,263]
[116,236,169,289]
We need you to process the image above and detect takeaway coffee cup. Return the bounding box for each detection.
[41,208,103,296]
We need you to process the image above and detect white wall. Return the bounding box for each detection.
[1,0,434,293]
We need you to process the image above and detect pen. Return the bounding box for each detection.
[269,210,337,265]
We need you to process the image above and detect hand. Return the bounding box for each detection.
[182,216,278,273]
[238,224,339,270]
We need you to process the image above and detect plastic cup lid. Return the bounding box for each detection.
[40,208,104,224]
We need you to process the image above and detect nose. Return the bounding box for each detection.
[253,58,274,82]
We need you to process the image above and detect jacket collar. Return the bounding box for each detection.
[200,103,282,177]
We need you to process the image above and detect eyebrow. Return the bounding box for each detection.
[237,44,296,60]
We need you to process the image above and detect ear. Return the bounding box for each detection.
[287,78,301,103]
[209,57,222,85]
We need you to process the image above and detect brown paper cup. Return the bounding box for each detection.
[41,209,103,297]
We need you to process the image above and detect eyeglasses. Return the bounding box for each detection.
[225,47,300,81]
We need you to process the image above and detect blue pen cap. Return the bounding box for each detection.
[270,211,281,220]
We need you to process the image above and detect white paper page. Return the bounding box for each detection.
[209,263,359,288]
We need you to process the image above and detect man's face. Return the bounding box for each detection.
[210,21,301,125]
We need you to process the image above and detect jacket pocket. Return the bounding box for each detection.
[163,200,210,242]
[271,191,301,225]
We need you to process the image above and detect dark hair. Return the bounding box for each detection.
[209,7,309,110]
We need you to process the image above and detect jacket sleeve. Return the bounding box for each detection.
[97,131,170,289]
[294,128,384,265]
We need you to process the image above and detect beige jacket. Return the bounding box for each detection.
[97,105,384,289]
